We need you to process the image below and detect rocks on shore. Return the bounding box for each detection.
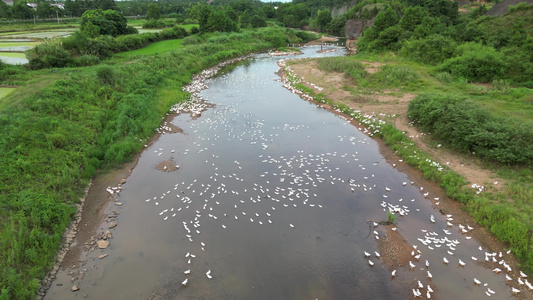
[108,220,117,229]
[96,240,109,249]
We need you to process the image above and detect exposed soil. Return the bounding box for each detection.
[377,225,413,269]
[156,158,180,172]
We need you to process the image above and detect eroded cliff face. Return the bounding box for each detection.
[486,0,533,16]
[344,17,374,39]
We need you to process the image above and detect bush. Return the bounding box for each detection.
[96,65,115,86]
[400,34,457,65]
[182,34,205,45]
[143,19,174,29]
[261,28,289,48]
[78,55,100,66]
[408,93,533,164]
[437,43,506,82]
[434,72,452,83]
[373,65,420,87]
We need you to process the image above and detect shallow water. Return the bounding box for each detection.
[45,47,516,300]
[0,55,28,65]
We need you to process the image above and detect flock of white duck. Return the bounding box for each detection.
[105,49,529,298]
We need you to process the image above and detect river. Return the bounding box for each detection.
[45,46,517,300]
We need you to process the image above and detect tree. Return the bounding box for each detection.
[37,1,53,20]
[373,6,399,32]
[204,9,237,33]
[80,9,128,37]
[261,5,275,19]
[12,2,34,20]
[64,0,81,17]
[146,4,160,20]
[240,10,251,28]
[328,14,347,36]
[0,1,12,19]
[250,14,266,28]
[188,3,212,32]
[399,6,429,32]
[95,0,117,11]
[317,9,332,31]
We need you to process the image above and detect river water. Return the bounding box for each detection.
[45,47,516,300]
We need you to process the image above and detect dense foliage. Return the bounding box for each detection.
[408,94,533,164]
[354,1,533,86]
[80,9,137,37]
[0,26,317,299]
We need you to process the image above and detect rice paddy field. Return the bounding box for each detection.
[0,21,196,65]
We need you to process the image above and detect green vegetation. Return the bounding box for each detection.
[387,212,396,224]
[0,88,15,99]
[0,24,315,299]
[115,39,184,57]
[408,93,533,164]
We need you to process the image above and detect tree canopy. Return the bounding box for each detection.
[80,9,130,37]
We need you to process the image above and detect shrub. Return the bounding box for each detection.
[261,28,289,48]
[182,34,205,45]
[437,43,506,82]
[400,34,457,65]
[78,55,100,66]
[373,65,420,87]
[96,65,115,86]
[435,71,453,83]
[408,93,533,164]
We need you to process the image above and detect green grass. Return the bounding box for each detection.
[115,39,184,57]
[0,88,15,99]
[0,53,27,58]
[177,24,199,31]
[127,19,146,26]
[0,42,39,47]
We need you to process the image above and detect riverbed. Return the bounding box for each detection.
[44,46,521,300]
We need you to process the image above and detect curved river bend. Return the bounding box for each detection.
[46,47,515,300]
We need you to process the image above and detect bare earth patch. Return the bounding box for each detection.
[156,158,179,172]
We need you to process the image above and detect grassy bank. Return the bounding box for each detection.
[0,26,314,299]
[284,55,533,274]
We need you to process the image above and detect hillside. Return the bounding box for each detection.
[486,0,533,16]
